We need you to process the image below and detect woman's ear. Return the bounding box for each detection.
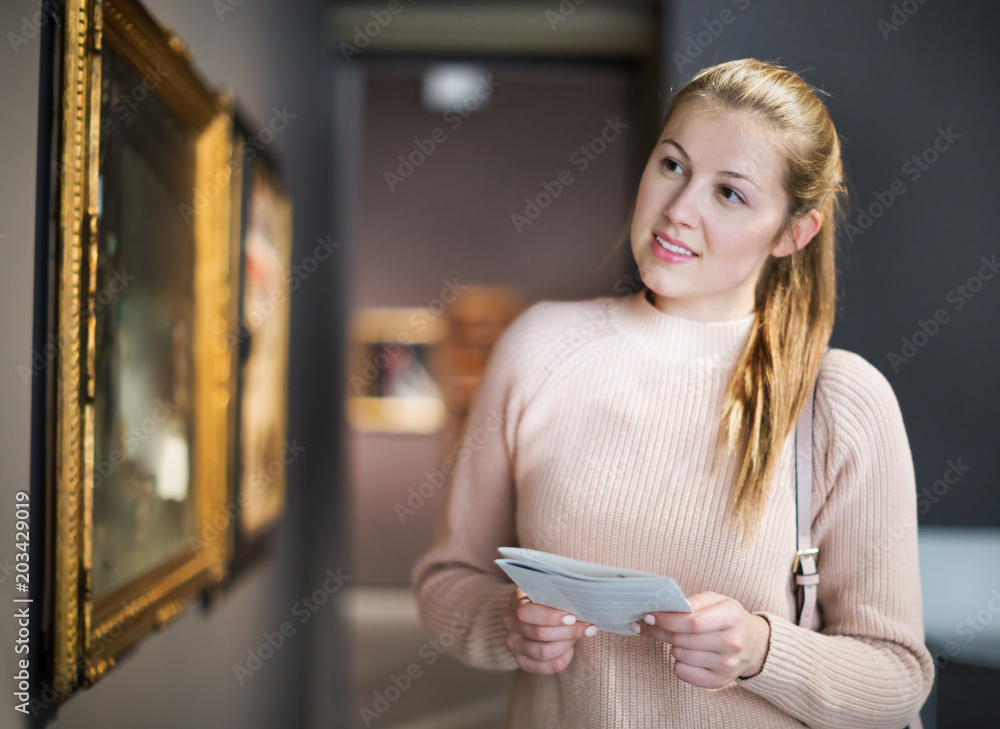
[772,209,822,258]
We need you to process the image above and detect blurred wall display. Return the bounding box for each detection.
[226,110,294,563]
[46,0,234,703]
[347,308,448,434]
[441,286,525,429]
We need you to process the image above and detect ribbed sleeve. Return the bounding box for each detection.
[409,289,934,728]
[735,352,935,729]
[409,311,526,671]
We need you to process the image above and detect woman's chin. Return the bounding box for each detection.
[638,271,684,300]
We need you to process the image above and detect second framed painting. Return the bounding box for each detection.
[226,109,294,569]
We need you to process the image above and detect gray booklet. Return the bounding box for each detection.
[495,546,692,636]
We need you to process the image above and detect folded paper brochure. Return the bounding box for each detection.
[495,547,692,636]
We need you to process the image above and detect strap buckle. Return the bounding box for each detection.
[792,547,819,574]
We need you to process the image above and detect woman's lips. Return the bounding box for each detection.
[651,233,698,264]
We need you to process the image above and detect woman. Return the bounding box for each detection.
[411,58,934,728]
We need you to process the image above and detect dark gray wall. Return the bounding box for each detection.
[0,0,347,727]
[662,0,999,528]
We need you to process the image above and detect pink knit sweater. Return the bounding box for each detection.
[411,287,934,729]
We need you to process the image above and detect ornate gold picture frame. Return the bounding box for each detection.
[49,0,232,702]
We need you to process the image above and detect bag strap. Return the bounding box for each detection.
[792,352,823,631]
[792,348,924,729]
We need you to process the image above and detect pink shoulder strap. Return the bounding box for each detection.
[792,356,821,631]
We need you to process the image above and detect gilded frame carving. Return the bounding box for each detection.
[51,0,232,702]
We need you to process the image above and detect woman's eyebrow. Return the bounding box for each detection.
[660,137,691,161]
[659,137,760,191]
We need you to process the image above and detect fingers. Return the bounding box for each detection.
[509,592,594,641]
[507,635,577,663]
[502,589,597,674]
[514,593,580,627]
[670,644,736,670]
[669,628,744,654]
[509,643,576,675]
[515,619,593,642]
[672,661,729,689]
[639,625,741,654]
[643,601,733,635]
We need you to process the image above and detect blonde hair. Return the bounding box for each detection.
[619,59,849,548]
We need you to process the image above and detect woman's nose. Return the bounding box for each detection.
[663,181,700,229]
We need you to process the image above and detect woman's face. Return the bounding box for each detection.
[630,99,817,321]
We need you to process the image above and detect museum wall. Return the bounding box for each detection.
[0,1,348,727]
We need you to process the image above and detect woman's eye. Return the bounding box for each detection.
[660,157,682,173]
[719,186,746,205]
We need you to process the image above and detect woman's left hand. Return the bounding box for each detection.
[632,591,771,688]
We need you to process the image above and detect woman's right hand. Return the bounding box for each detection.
[501,587,597,674]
